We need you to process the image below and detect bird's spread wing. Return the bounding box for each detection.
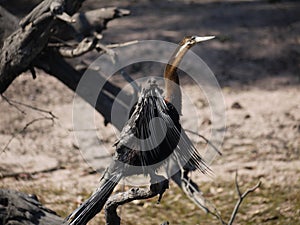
[114,83,209,174]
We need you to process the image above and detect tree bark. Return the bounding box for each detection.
[0,3,132,129]
[0,189,64,225]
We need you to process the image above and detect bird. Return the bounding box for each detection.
[65,35,215,225]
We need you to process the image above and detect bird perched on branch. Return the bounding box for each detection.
[66,35,215,225]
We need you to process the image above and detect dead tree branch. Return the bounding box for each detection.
[204,171,261,225]
[185,129,222,156]
[105,180,169,225]
[1,94,26,114]
[228,171,261,225]
[69,7,130,40]
[1,116,55,153]
[1,94,58,153]
[105,187,158,225]
[0,3,130,94]
[58,37,98,58]
[1,94,57,118]
[104,170,261,225]
[0,1,132,129]
[0,189,64,225]
[0,0,64,94]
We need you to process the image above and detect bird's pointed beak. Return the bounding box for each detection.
[194,36,215,43]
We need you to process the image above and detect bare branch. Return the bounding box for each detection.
[106,40,139,49]
[96,42,117,63]
[196,170,261,225]
[0,1,131,94]
[1,116,55,153]
[207,207,227,225]
[185,129,222,156]
[0,0,66,94]
[105,171,261,225]
[1,95,58,153]
[58,37,97,58]
[235,170,242,197]
[228,172,261,225]
[67,7,130,40]
[105,180,169,225]
[1,95,57,118]
[105,187,157,225]
[179,173,210,213]
[1,94,26,115]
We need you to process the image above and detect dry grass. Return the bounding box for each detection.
[2,175,299,225]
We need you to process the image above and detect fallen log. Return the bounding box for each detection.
[0,189,64,225]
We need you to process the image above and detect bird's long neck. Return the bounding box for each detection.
[164,40,191,115]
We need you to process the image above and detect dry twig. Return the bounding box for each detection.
[228,171,261,225]
[1,117,55,153]
[1,95,57,118]
[1,96,57,153]
[58,37,97,58]
[185,129,222,156]
[204,170,261,225]
[1,95,26,114]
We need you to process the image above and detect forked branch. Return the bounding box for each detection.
[1,95,57,153]
[103,170,260,225]
[205,170,261,225]
[228,171,261,225]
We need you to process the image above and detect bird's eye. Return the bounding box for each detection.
[191,36,197,41]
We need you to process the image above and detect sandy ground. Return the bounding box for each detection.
[0,0,299,224]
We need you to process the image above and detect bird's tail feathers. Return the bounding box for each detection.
[65,173,122,225]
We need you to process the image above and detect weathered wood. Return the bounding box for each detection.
[0,5,56,93]
[0,189,64,225]
[54,7,130,41]
[105,187,156,225]
[105,180,169,225]
[0,0,130,95]
[0,2,132,128]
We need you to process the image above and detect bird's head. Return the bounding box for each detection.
[179,35,215,49]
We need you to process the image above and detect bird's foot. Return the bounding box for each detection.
[150,177,169,204]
